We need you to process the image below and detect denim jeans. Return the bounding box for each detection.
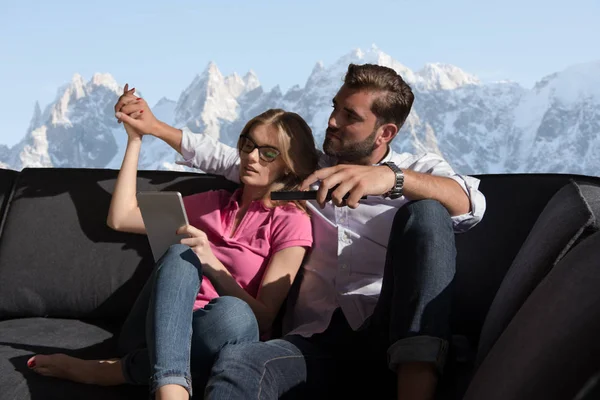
[117,244,259,397]
[205,200,456,399]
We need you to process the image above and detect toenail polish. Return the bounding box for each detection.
[27,359,36,368]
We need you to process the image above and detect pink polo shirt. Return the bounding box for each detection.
[182,189,313,310]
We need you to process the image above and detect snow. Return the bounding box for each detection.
[416,63,480,91]
[243,70,261,91]
[90,73,119,92]
[19,126,52,168]
[543,61,600,104]
[3,47,600,178]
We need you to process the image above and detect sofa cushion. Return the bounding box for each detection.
[463,230,600,400]
[476,181,600,363]
[0,168,237,321]
[0,317,146,400]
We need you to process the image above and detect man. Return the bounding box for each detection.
[115,63,486,399]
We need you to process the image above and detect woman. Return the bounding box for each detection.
[27,85,319,400]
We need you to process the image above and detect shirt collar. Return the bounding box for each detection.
[375,146,395,165]
[225,188,270,212]
[319,145,397,167]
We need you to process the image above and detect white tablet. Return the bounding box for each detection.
[137,191,190,262]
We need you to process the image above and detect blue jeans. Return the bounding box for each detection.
[117,244,259,397]
[205,200,456,399]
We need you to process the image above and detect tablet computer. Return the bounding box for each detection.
[137,191,190,262]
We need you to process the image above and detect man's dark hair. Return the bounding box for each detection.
[343,63,414,130]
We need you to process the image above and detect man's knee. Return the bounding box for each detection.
[394,199,453,239]
[389,199,457,281]
[208,341,281,398]
[212,339,303,380]
[214,342,249,366]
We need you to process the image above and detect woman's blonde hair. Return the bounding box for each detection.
[237,109,319,212]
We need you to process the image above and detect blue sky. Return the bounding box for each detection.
[1,0,598,146]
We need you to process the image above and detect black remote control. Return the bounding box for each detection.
[270,189,368,201]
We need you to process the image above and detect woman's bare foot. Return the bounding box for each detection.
[27,354,126,386]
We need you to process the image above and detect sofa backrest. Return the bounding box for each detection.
[452,173,600,345]
[0,168,237,322]
[0,169,17,233]
[1,167,599,344]
[475,180,600,364]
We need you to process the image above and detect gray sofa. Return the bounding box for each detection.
[0,167,599,400]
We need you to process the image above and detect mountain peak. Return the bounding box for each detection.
[243,70,260,91]
[155,97,176,107]
[69,73,86,98]
[325,46,415,85]
[338,48,367,65]
[244,70,258,79]
[362,45,386,62]
[312,61,325,73]
[90,73,119,92]
[534,60,600,103]
[201,61,223,80]
[33,101,41,117]
[227,71,244,84]
[305,61,326,86]
[352,45,395,66]
[71,73,85,85]
[416,63,480,90]
[271,85,282,95]
[27,101,43,132]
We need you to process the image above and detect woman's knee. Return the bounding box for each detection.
[198,296,259,342]
[190,297,259,367]
[157,244,201,273]
[212,296,259,340]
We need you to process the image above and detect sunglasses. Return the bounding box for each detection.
[238,134,281,163]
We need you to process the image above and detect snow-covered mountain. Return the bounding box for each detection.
[3,46,599,177]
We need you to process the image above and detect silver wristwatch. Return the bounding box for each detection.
[382,161,404,199]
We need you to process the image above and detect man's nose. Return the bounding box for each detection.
[328,112,339,129]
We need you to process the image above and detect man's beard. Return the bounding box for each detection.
[323,129,378,164]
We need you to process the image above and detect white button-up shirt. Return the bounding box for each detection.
[178,128,486,337]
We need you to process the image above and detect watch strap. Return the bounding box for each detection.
[382,161,404,199]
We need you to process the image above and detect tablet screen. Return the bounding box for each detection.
[137,191,190,262]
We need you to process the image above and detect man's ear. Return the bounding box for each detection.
[377,123,399,145]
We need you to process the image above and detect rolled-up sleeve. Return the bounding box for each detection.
[446,174,486,232]
[175,127,241,183]
[405,152,486,233]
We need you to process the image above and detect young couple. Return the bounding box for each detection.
[29,63,486,400]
